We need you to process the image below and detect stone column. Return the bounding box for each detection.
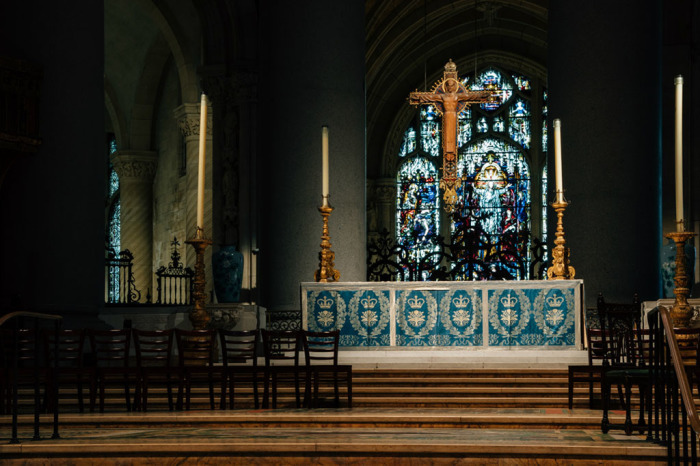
[174,103,213,302]
[203,70,258,303]
[259,0,365,311]
[110,150,157,302]
[372,178,397,237]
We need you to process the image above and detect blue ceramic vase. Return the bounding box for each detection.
[212,245,244,302]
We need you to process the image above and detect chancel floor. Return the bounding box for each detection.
[1,408,666,465]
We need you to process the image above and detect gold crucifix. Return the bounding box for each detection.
[409,59,494,212]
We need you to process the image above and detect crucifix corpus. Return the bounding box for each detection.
[409,59,495,213]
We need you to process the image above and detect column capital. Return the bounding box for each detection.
[173,102,212,138]
[110,150,158,180]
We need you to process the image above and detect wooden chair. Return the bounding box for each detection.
[302,329,352,408]
[598,293,649,435]
[261,329,303,409]
[219,329,260,409]
[133,328,175,412]
[567,328,610,409]
[42,328,88,413]
[175,329,217,410]
[0,328,44,415]
[87,328,135,413]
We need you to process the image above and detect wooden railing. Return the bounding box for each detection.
[647,306,700,463]
[0,311,62,444]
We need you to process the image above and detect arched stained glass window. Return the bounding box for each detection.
[396,157,440,279]
[390,66,548,281]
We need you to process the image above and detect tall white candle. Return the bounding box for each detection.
[322,125,329,198]
[553,118,563,203]
[197,93,207,230]
[675,75,684,232]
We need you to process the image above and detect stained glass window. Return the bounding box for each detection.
[106,134,121,302]
[396,157,440,278]
[399,126,417,157]
[393,66,547,281]
[452,138,531,279]
[508,99,531,148]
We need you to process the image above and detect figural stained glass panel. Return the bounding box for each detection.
[452,138,531,280]
[396,158,440,278]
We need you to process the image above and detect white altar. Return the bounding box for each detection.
[301,280,584,352]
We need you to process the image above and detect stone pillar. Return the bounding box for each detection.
[174,103,213,301]
[203,70,258,302]
[549,1,662,305]
[110,150,157,302]
[371,178,397,236]
[259,0,365,311]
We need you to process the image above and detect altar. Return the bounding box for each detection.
[302,280,584,350]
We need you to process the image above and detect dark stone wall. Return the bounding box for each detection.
[548,1,662,305]
[0,1,106,315]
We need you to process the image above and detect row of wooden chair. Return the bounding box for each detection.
[0,327,352,413]
[568,294,700,436]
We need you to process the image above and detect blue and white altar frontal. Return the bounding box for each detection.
[301,281,583,349]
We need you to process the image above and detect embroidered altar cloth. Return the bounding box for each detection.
[301,280,583,349]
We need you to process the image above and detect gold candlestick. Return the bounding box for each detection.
[314,196,340,282]
[186,227,212,330]
[547,200,576,280]
[664,230,696,328]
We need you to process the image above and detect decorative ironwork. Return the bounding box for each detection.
[266,309,302,331]
[155,237,194,305]
[367,226,546,282]
[104,247,141,304]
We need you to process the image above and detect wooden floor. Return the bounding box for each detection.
[0,366,670,464]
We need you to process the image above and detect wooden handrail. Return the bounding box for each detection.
[658,305,700,437]
[0,310,62,327]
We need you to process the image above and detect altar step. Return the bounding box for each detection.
[0,409,667,464]
[6,367,645,412]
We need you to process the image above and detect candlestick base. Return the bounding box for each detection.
[664,230,696,328]
[547,200,575,280]
[186,228,213,330]
[314,203,340,282]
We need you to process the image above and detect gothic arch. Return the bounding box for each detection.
[104,79,126,150]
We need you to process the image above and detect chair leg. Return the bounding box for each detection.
[623,379,633,436]
[220,374,228,410]
[208,373,215,410]
[347,368,352,409]
[601,379,610,434]
[252,371,259,409]
[166,375,174,411]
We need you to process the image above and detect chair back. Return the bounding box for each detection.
[0,328,39,369]
[596,293,643,367]
[43,328,85,369]
[302,330,339,365]
[261,329,300,366]
[133,329,174,369]
[586,328,610,365]
[175,329,216,367]
[219,329,258,368]
[87,329,131,368]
